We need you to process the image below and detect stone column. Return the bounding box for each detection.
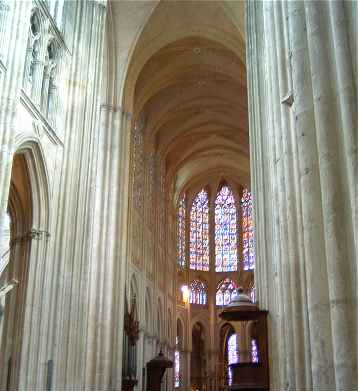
[246,1,357,390]
[85,103,130,390]
[41,1,107,390]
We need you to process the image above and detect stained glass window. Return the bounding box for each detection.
[241,188,255,270]
[227,333,239,386]
[189,280,207,305]
[190,189,209,271]
[177,195,186,268]
[228,333,239,364]
[174,349,180,387]
[216,278,237,306]
[215,186,238,272]
[251,339,259,363]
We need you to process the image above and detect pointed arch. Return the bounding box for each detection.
[0,139,50,390]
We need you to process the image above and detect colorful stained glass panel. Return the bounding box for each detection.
[216,278,237,306]
[190,190,209,271]
[215,186,238,272]
[189,279,207,305]
[241,188,255,270]
[228,334,239,364]
[177,195,186,267]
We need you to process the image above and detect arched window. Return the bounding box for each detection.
[215,185,238,272]
[177,195,186,267]
[216,278,237,306]
[190,189,209,271]
[241,188,255,270]
[189,280,207,305]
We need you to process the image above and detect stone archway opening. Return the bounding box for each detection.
[0,153,33,391]
[0,144,49,391]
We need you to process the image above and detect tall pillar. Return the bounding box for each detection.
[45,1,107,390]
[85,102,131,390]
[246,1,357,390]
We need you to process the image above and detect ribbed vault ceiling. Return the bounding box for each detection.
[132,21,248,199]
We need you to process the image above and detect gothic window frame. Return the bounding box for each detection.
[189,279,207,305]
[216,278,237,306]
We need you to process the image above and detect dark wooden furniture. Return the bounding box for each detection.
[219,290,269,391]
[122,296,139,391]
[146,351,173,391]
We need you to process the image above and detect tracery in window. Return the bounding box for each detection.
[216,278,237,306]
[241,188,255,270]
[189,189,209,271]
[177,194,186,268]
[189,279,207,305]
[215,185,238,272]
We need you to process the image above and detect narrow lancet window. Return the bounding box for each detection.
[177,194,186,267]
[190,189,209,271]
[215,185,238,272]
[241,188,255,270]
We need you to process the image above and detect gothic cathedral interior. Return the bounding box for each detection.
[0,1,357,391]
